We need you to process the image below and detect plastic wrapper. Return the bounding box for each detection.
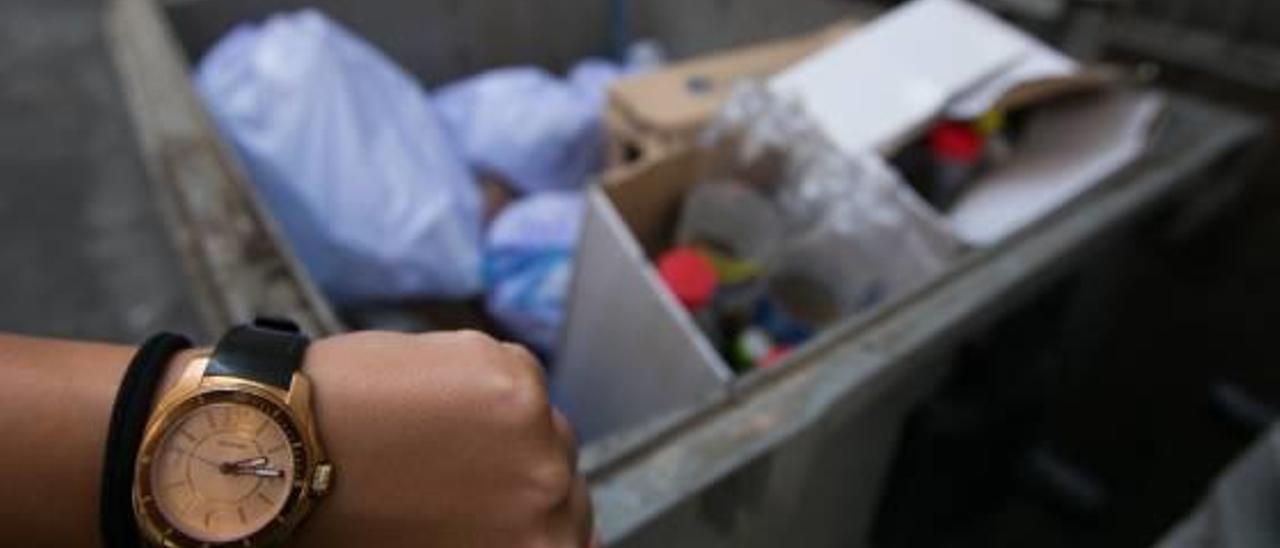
[195,10,483,302]
[434,60,625,194]
[702,83,965,322]
[484,192,586,355]
[676,182,784,267]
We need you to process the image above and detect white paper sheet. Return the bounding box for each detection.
[769,0,1032,154]
[947,91,1166,246]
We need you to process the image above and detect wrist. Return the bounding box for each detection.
[153,347,204,405]
[130,320,330,546]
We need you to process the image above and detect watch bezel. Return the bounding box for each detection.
[133,379,318,547]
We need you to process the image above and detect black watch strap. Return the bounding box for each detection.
[206,317,310,390]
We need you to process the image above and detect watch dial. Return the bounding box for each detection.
[149,402,297,543]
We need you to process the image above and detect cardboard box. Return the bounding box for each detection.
[554,0,1160,443]
[556,120,963,441]
[769,0,1073,155]
[556,88,1163,443]
[605,20,857,169]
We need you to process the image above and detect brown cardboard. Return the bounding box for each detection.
[992,66,1120,114]
[602,146,705,257]
[605,20,857,168]
[603,106,670,168]
[879,66,1123,156]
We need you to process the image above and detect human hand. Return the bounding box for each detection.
[290,330,594,547]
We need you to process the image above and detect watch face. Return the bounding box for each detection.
[138,391,308,545]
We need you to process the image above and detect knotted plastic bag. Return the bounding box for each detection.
[196,10,484,302]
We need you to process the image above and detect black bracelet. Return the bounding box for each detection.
[100,332,192,548]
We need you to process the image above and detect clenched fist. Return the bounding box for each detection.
[289,331,595,547]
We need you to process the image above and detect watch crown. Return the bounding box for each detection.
[311,462,334,496]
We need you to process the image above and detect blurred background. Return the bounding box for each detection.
[2,0,1278,546]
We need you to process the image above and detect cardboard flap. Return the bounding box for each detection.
[992,66,1120,114]
[770,0,1035,155]
[948,89,1166,245]
[609,20,857,136]
[603,146,706,256]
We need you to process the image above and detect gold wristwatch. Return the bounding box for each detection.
[133,318,333,547]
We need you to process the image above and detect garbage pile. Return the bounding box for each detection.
[654,85,961,371]
[195,9,651,356]
[191,1,1159,381]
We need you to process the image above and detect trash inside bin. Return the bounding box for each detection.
[484,191,586,356]
[194,7,642,354]
[663,83,965,370]
[195,9,484,302]
[434,60,628,194]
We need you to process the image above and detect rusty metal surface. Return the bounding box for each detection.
[105,0,343,337]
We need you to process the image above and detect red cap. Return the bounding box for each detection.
[762,346,791,368]
[658,247,718,311]
[929,121,984,163]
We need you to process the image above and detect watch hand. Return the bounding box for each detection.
[226,456,268,468]
[219,456,272,475]
[226,466,286,478]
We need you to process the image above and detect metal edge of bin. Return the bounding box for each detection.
[104,0,344,339]
[584,99,1266,542]
[1096,15,1280,91]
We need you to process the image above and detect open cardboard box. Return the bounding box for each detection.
[554,0,1167,442]
[550,0,1165,443]
[605,19,858,170]
[555,86,1163,444]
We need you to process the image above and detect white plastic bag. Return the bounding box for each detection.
[484,192,585,354]
[195,10,484,302]
[433,60,624,194]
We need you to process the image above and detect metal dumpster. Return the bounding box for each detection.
[105,0,1268,545]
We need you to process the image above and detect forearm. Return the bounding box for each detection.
[0,332,412,546]
[0,334,138,544]
[0,333,353,546]
[0,331,591,547]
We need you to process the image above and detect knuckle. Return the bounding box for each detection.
[502,344,547,388]
[502,342,542,369]
[527,459,574,505]
[553,410,578,446]
[508,369,550,411]
[483,365,550,427]
[451,329,500,352]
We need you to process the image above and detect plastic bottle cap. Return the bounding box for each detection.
[658,247,719,310]
[929,121,984,163]
[701,247,763,285]
[974,110,1006,136]
[733,328,775,371]
[762,346,791,368]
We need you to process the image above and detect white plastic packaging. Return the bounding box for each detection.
[434,61,625,194]
[484,192,586,354]
[704,83,965,322]
[195,10,484,302]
